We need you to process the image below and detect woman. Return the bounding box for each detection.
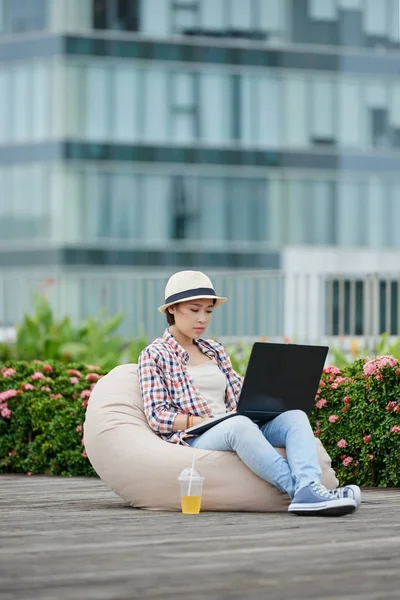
[138,270,361,516]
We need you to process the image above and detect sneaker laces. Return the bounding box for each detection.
[311,482,334,498]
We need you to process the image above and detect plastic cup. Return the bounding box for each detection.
[178,467,204,514]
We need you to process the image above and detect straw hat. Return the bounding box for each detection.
[158,271,227,314]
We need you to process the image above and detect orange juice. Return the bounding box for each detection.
[181,495,202,514]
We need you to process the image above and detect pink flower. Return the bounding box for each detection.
[331,376,348,389]
[314,429,321,437]
[1,406,11,419]
[396,369,400,376]
[81,399,89,408]
[21,383,35,391]
[328,415,338,423]
[318,380,326,388]
[90,383,96,391]
[31,372,45,381]
[85,373,101,382]
[0,389,17,402]
[316,421,321,427]
[342,457,353,466]
[86,365,100,372]
[343,396,351,405]
[363,355,399,377]
[390,425,400,434]
[2,368,16,378]
[42,364,53,373]
[363,435,372,444]
[50,393,63,400]
[323,366,341,376]
[316,399,327,409]
[337,439,347,448]
[368,454,374,461]
[80,437,85,446]
[70,377,79,385]
[76,425,83,433]
[385,401,397,412]
[82,449,88,458]
[67,369,83,378]
[342,405,350,413]
[393,406,400,413]
[40,386,51,393]
[27,471,33,476]
[80,389,91,399]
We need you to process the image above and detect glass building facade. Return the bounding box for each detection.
[1,0,400,269]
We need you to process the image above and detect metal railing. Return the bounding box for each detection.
[0,269,399,350]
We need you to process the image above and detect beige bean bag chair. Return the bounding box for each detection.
[84,364,338,512]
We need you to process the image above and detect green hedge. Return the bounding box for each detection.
[0,361,105,476]
[309,356,400,487]
[1,356,400,486]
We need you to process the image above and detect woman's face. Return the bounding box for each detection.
[168,298,215,339]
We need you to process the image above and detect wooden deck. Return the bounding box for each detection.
[0,476,399,600]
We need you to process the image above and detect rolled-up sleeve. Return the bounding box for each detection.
[138,349,178,435]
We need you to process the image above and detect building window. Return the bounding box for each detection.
[170,71,198,142]
[171,0,199,34]
[310,78,335,146]
[1,0,47,33]
[170,176,199,239]
[93,0,139,31]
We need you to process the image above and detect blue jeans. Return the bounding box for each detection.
[186,411,321,499]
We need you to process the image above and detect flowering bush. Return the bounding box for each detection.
[0,361,106,476]
[310,356,400,487]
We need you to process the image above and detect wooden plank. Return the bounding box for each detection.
[0,476,399,600]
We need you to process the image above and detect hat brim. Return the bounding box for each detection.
[158,295,227,314]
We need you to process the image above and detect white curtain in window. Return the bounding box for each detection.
[0,66,10,143]
[110,173,140,239]
[311,79,335,140]
[286,180,308,244]
[32,62,51,142]
[140,0,168,35]
[199,72,228,145]
[364,0,387,35]
[338,80,360,147]
[84,65,110,141]
[309,0,336,20]
[266,178,285,244]
[366,178,388,247]
[200,0,224,29]
[311,180,334,244]
[229,0,252,28]
[113,65,138,143]
[143,69,168,143]
[391,184,400,248]
[338,0,362,8]
[336,181,363,246]
[172,113,195,143]
[13,64,31,142]
[141,175,170,242]
[198,178,226,241]
[390,82,400,127]
[240,75,255,145]
[284,77,307,148]
[259,0,284,32]
[258,75,282,148]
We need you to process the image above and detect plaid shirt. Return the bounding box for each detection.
[138,329,243,445]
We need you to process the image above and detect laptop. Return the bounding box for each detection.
[185,341,329,435]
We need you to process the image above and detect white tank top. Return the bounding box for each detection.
[186,360,227,418]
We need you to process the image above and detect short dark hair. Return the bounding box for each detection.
[166,306,175,326]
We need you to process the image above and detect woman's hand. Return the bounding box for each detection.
[172,414,208,432]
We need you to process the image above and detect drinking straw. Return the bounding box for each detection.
[187,452,196,496]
